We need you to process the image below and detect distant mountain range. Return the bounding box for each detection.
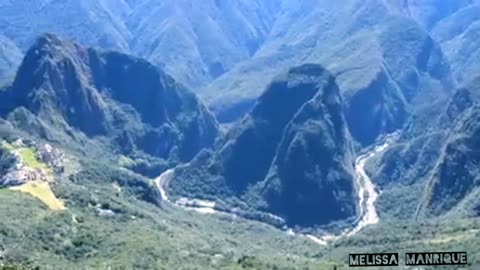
[0,0,280,89]
[0,34,22,83]
[1,1,479,125]
[203,0,456,145]
[0,0,478,227]
[0,2,480,268]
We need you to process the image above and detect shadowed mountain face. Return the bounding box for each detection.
[1,34,219,165]
[2,2,480,268]
[261,67,356,226]
[202,0,454,146]
[428,105,480,214]
[424,78,480,215]
[0,35,22,84]
[372,77,480,218]
[171,64,357,227]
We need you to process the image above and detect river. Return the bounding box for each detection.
[154,135,396,246]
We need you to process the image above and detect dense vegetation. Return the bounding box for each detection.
[172,65,358,227]
[0,133,479,269]
[1,170,479,269]
[1,1,480,269]
[368,77,480,220]
[1,34,219,171]
[0,150,336,269]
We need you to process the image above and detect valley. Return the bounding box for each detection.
[346,134,398,237]
[1,1,480,269]
[156,134,398,247]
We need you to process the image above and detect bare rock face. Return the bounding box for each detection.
[38,144,65,174]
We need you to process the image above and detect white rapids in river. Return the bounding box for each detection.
[305,135,396,244]
[155,169,218,214]
[347,138,392,236]
[155,135,396,246]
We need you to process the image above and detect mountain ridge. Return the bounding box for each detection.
[1,33,220,174]
[171,63,358,227]
[201,1,454,148]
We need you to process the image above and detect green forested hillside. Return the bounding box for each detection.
[1,1,480,269]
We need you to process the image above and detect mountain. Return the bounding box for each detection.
[369,2,480,210]
[1,2,480,269]
[386,0,480,85]
[422,77,480,216]
[0,0,281,90]
[384,0,473,30]
[384,0,480,182]
[0,34,340,269]
[170,64,357,227]
[0,0,131,51]
[202,0,454,146]
[430,3,480,83]
[260,66,356,226]
[0,34,22,84]
[371,76,480,219]
[0,0,132,84]
[127,0,281,89]
[1,34,219,172]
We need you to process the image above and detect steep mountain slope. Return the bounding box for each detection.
[0,0,131,51]
[0,34,22,84]
[1,2,480,269]
[0,34,219,171]
[371,76,480,219]
[171,64,357,227]
[377,1,480,85]
[260,68,356,226]
[127,0,280,89]
[431,4,480,83]
[384,0,473,30]
[0,0,281,90]
[0,126,335,269]
[202,0,454,145]
[423,77,480,216]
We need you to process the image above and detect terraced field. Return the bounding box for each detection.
[11,182,65,211]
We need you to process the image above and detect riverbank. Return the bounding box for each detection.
[155,135,397,246]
